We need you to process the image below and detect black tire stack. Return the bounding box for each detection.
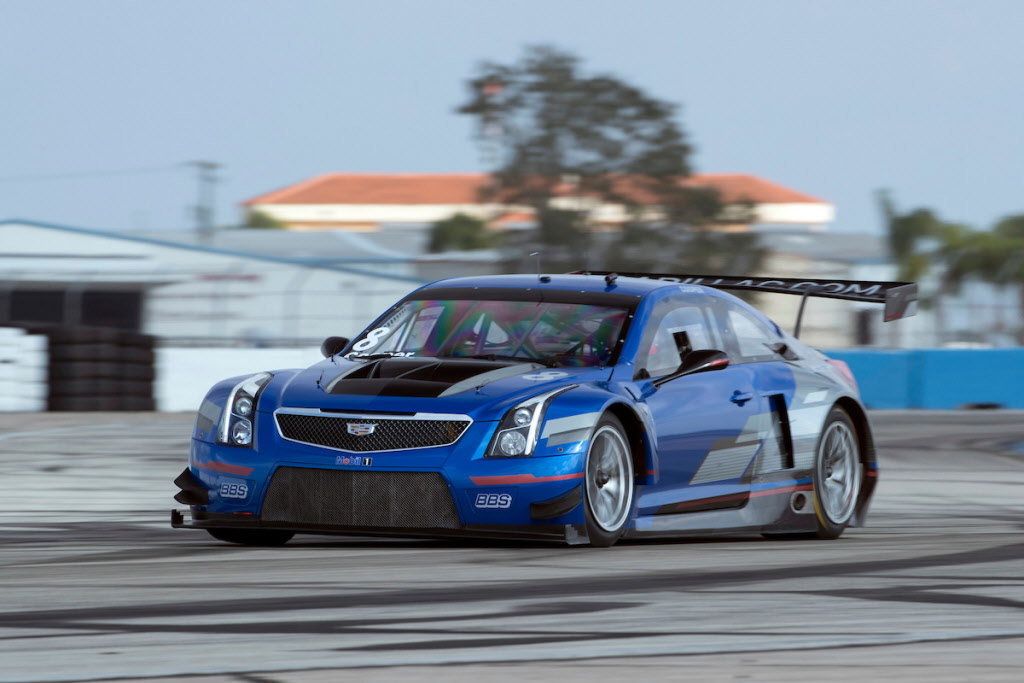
[36,326,157,411]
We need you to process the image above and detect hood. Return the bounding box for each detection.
[323,357,547,398]
[262,357,610,417]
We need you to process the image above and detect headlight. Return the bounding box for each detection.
[486,386,576,458]
[217,372,272,447]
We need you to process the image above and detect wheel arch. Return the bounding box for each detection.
[831,396,877,526]
[603,402,652,485]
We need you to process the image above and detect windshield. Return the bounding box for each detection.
[348,298,629,367]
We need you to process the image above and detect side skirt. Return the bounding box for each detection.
[626,475,817,539]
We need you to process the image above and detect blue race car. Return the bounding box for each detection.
[172,272,916,547]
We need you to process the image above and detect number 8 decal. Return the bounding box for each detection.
[353,327,390,352]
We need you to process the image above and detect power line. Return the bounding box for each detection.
[0,163,187,184]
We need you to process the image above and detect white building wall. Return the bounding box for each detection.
[0,222,424,345]
[754,203,835,225]
[255,200,836,231]
[257,203,508,225]
[754,253,856,348]
[144,262,419,343]
[156,346,323,411]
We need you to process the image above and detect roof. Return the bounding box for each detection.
[130,226,430,261]
[0,219,427,283]
[245,174,489,206]
[680,173,825,205]
[418,273,713,299]
[243,173,829,207]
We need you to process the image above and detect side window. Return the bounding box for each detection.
[639,299,722,378]
[717,301,780,363]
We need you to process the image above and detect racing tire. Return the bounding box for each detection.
[49,343,119,362]
[810,407,863,540]
[583,414,635,547]
[48,396,120,411]
[206,528,294,546]
[118,346,155,364]
[49,379,120,397]
[49,361,120,380]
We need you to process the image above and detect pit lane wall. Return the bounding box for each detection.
[826,349,1024,409]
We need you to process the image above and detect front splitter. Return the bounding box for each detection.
[171,509,590,545]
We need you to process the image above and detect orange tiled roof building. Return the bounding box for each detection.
[243,173,834,232]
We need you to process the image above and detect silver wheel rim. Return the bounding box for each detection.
[586,425,633,532]
[817,421,861,524]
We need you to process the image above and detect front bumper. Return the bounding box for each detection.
[178,403,595,543]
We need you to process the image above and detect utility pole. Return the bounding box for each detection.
[190,161,220,243]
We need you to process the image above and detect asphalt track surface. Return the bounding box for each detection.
[0,411,1022,682]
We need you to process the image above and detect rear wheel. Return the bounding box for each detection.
[811,407,862,539]
[206,528,294,546]
[584,415,635,547]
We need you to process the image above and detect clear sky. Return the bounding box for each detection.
[1,0,1021,236]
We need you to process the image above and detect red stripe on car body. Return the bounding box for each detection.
[193,460,254,476]
[470,472,585,485]
[749,483,814,498]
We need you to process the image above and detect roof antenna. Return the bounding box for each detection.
[531,252,550,282]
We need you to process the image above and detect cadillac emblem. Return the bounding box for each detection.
[346,423,377,436]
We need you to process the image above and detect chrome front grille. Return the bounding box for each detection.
[274,410,472,453]
[261,467,461,529]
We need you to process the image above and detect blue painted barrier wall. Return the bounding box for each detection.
[826,349,1024,409]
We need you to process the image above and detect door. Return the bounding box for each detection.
[633,295,765,515]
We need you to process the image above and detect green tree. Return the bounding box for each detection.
[427,213,495,252]
[459,45,753,273]
[244,209,287,229]
[878,190,939,281]
[881,193,1024,343]
[993,214,1024,242]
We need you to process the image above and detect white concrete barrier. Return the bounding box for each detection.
[156,346,323,412]
[0,328,49,412]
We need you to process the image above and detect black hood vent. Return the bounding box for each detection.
[325,357,538,398]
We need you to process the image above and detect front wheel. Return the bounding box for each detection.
[206,528,294,546]
[584,415,635,547]
[811,407,863,539]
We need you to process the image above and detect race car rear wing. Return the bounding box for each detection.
[571,271,918,336]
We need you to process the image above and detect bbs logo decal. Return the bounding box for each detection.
[475,493,513,509]
[219,482,249,499]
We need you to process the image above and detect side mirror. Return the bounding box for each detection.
[652,349,730,388]
[320,336,350,358]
